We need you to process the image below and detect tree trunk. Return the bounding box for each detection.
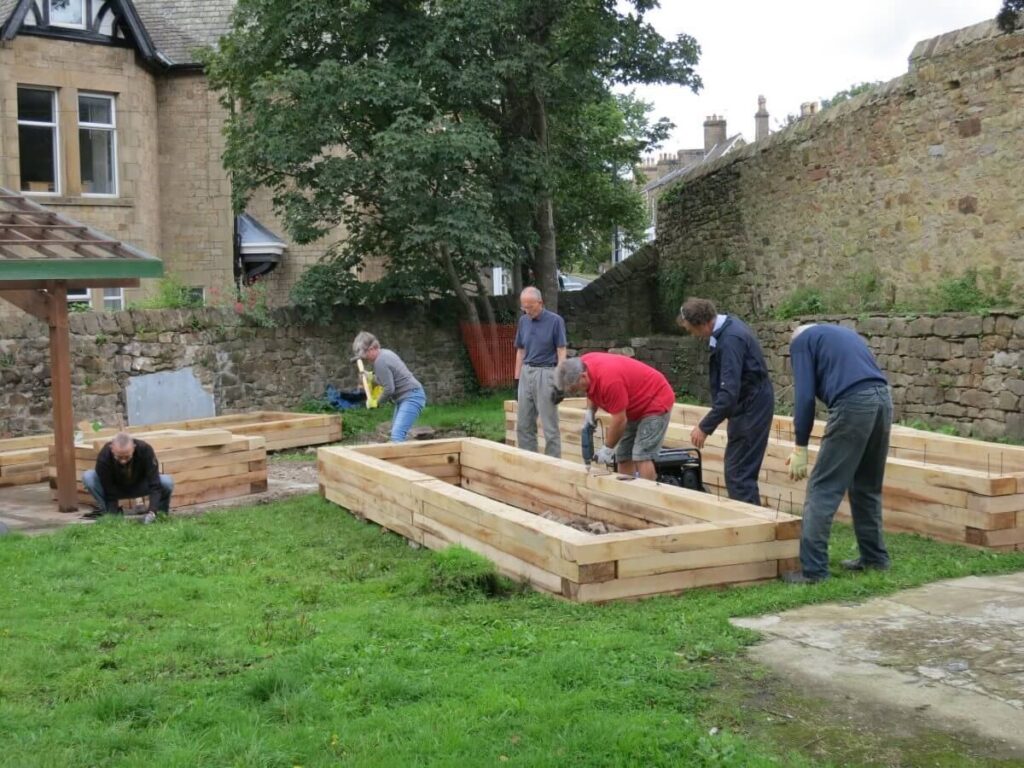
[440,244,480,324]
[472,272,498,328]
[471,273,501,359]
[511,250,524,297]
[531,91,559,312]
[440,244,495,381]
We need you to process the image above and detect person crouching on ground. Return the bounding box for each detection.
[351,331,427,442]
[82,432,173,523]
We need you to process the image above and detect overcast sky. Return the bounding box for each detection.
[628,1,997,155]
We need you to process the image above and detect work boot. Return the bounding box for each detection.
[780,571,825,585]
[841,558,891,572]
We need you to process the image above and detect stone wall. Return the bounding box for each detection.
[561,309,1024,441]
[654,20,1024,320]
[0,305,475,437]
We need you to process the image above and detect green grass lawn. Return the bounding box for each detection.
[1,496,1022,767]
[322,390,514,444]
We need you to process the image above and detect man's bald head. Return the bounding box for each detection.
[520,287,543,319]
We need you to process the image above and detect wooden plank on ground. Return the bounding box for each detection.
[617,539,800,578]
[564,518,777,565]
[572,561,778,603]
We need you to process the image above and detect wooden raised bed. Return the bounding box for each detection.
[49,428,268,509]
[506,398,1024,551]
[0,433,51,487]
[2,411,339,488]
[319,438,800,603]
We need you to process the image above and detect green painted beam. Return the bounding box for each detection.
[0,258,164,281]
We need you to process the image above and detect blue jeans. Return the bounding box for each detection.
[82,469,174,513]
[391,388,427,442]
[800,384,892,580]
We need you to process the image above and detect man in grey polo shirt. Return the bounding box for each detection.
[514,287,567,457]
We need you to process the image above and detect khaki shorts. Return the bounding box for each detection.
[616,411,671,462]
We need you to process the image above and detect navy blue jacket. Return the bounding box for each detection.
[699,316,772,434]
[791,325,888,446]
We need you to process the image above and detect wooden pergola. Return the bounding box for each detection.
[0,188,163,511]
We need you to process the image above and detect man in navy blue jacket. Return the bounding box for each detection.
[678,298,774,505]
[784,323,892,584]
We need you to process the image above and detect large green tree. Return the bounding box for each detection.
[207,0,700,316]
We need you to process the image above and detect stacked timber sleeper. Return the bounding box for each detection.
[49,429,268,510]
[0,411,338,493]
[319,438,801,603]
[506,399,1024,551]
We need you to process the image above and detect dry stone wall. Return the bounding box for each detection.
[0,306,474,437]
[654,20,1024,319]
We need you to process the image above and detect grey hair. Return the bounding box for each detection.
[555,357,586,391]
[520,286,542,302]
[351,331,380,358]
[792,323,817,341]
[112,432,134,449]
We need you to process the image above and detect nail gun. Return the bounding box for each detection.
[581,418,706,491]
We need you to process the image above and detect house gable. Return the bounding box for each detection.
[1,0,163,66]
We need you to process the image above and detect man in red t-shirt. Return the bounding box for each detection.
[555,352,675,480]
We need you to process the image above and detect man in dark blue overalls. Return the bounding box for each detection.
[678,297,774,506]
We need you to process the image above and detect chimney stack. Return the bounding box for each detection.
[703,114,727,154]
[755,95,769,141]
[800,101,819,118]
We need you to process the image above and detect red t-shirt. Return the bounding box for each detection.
[582,352,675,421]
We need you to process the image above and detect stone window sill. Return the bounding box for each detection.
[35,196,135,208]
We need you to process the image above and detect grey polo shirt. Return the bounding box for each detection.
[515,309,567,367]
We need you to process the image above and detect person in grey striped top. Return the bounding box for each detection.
[351,331,428,442]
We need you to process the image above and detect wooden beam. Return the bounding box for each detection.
[0,278,140,290]
[0,239,123,245]
[0,288,51,321]
[47,283,78,513]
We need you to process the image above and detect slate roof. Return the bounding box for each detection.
[133,0,236,65]
[0,0,236,66]
[643,134,746,194]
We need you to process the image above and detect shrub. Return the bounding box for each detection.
[132,274,204,310]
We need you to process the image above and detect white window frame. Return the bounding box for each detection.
[78,92,118,198]
[102,287,124,311]
[67,287,91,304]
[16,86,60,196]
[48,0,87,30]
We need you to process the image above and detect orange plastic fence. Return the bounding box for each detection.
[460,322,517,388]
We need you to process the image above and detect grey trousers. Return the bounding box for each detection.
[517,364,561,458]
[800,384,892,579]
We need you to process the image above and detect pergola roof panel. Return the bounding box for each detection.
[0,188,163,282]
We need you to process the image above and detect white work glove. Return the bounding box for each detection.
[787,446,809,481]
[594,445,616,465]
[583,408,596,429]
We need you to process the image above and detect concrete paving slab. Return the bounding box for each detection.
[0,461,318,535]
[733,573,1024,757]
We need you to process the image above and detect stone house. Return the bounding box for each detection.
[0,0,344,317]
[632,101,775,249]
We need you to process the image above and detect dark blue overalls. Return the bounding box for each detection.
[699,316,774,505]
